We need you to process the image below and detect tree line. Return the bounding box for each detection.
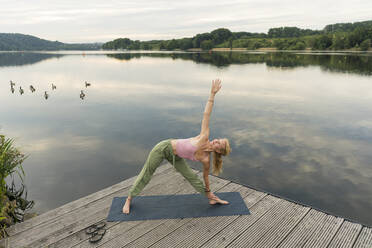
[0,33,102,51]
[102,20,372,51]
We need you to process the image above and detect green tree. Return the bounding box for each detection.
[348,27,366,47]
[201,40,214,50]
[166,39,179,50]
[332,35,346,50]
[343,36,351,49]
[252,41,263,50]
[159,42,166,50]
[113,38,132,49]
[141,43,150,50]
[292,41,306,50]
[179,38,193,50]
[211,28,233,45]
[243,39,251,49]
[311,35,332,50]
[273,39,288,50]
[360,39,371,51]
[228,38,233,49]
[324,20,372,33]
[128,40,140,50]
[324,23,353,33]
[192,33,213,48]
[268,27,314,38]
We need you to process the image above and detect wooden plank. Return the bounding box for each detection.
[43,169,211,248]
[5,163,172,237]
[278,209,328,248]
[327,221,362,248]
[21,167,181,248]
[143,184,259,248]
[250,204,310,248]
[353,227,372,248]
[122,182,253,248]
[302,214,344,248]
[172,188,265,248]
[148,187,267,248]
[52,170,204,248]
[1,163,370,248]
[200,195,281,248]
[226,200,299,247]
[4,165,179,248]
[122,218,191,248]
[74,174,231,248]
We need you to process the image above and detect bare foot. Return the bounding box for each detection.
[207,193,229,205]
[122,197,131,214]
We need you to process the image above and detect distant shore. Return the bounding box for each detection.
[1,48,371,53]
[186,47,372,53]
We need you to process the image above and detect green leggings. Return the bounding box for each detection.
[128,139,206,197]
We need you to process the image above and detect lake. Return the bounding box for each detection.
[1,51,372,226]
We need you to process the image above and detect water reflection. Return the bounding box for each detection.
[1,51,372,77]
[0,52,63,67]
[107,52,372,76]
[1,52,372,227]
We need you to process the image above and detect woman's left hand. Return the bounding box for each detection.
[211,79,222,95]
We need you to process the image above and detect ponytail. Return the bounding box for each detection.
[212,138,231,176]
[212,152,223,176]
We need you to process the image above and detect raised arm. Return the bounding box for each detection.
[200,79,222,137]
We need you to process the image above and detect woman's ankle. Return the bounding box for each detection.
[206,192,215,199]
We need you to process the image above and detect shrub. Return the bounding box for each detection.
[0,135,33,238]
[360,39,371,51]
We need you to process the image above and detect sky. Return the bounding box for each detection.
[0,0,371,43]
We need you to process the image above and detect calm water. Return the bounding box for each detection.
[1,51,372,226]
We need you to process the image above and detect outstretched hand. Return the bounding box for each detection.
[211,79,222,95]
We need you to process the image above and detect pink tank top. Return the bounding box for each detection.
[176,138,198,161]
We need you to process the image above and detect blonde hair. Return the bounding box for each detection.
[212,138,231,176]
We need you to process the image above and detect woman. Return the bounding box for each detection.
[123,79,231,214]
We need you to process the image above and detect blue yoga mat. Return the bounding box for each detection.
[107,192,250,221]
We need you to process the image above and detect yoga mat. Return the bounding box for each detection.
[107,192,250,221]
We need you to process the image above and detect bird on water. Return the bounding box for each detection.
[30,85,36,93]
[80,90,85,99]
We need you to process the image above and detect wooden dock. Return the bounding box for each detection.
[1,163,371,247]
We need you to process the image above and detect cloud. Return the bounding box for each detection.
[23,134,103,153]
[1,0,372,42]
